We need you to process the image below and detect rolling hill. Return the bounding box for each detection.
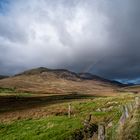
[0,67,123,96]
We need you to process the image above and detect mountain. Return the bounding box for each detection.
[16,67,80,81]
[78,73,123,86]
[0,67,123,96]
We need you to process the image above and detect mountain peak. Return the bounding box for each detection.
[17,67,76,76]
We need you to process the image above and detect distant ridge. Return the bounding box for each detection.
[78,73,123,86]
[16,67,123,86]
[16,67,78,77]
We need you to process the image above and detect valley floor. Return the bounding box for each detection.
[0,90,139,140]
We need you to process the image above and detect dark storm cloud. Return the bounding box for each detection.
[0,0,140,82]
[92,0,140,80]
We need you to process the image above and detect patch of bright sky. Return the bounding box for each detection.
[117,79,140,84]
[0,0,10,14]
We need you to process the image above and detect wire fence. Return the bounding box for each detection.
[67,96,140,140]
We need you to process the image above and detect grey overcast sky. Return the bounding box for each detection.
[0,0,140,83]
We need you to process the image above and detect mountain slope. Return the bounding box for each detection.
[0,75,8,80]
[121,85,140,93]
[0,67,122,96]
[78,73,122,86]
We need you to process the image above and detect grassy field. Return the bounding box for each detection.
[0,89,137,140]
[0,116,82,140]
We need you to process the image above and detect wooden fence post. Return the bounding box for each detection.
[98,123,105,140]
[124,105,129,118]
[119,106,127,126]
[68,103,71,118]
[84,114,92,126]
[83,114,92,139]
